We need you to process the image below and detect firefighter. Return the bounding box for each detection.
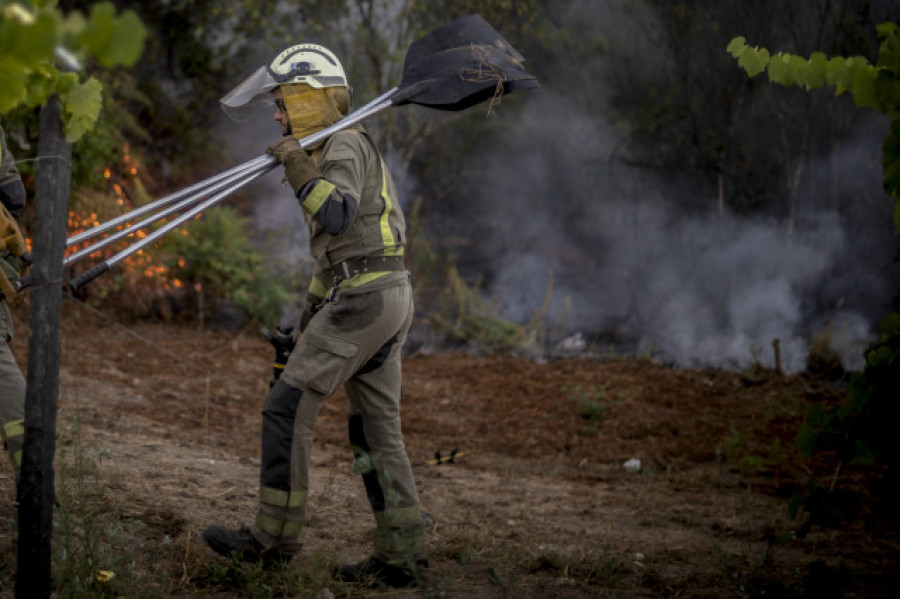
[0,123,28,483]
[203,44,427,587]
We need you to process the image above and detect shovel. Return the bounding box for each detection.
[64,14,538,291]
[64,86,402,252]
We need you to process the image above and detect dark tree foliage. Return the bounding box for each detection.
[6,1,897,334]
[609,0,900,221]
[402,0,900,334]
[52,1,347,186]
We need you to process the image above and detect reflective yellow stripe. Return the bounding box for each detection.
[314,271,395,293]
[2,419,24,440]
[309,276,328,297]
[378,159,401,257]
[374,504,423,528]
[259,486,307,508]
[373,504,425,558]
[338,271,390,290]
[301,180,336,215]
[255,512,303,538]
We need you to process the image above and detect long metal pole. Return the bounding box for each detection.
[66,154,272,246]
[65,86,399,249]
[68,161,276,290]
[66,87,400,291]
[64,158,276,265]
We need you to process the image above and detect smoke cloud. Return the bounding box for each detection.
[451,38,897,373]
[214,3,899,373]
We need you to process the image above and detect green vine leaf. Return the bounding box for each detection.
[1,1,146,142]
[61,76,103,142]
[0,59,28,112]
[5,9,57,65]
[78,2,116,61]
[804,52,828,89]
[78,2,146,68]
[725,36,746,56]
[24,72,52,108]
[728,26,900,232]
[877,22,900,70]
[107,9,145,67]
[739,46,770,78]
[727,37,770,78]
[767,53,794,87]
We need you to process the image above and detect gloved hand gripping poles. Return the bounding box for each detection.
[13,14,538,294]
[59,87,401,291]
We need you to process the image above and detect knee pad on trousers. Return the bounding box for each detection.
[354,333,398,377]
[260,380,303,491]
[348,413,386,511]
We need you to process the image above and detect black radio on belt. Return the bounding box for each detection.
[261,325,296,388]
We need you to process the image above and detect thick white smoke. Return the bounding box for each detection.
[468,81,890,372]
[212,3,897,372]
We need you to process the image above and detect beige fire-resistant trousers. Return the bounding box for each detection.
[251,275,425,563]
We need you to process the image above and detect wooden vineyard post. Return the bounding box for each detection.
[16,94,71,599]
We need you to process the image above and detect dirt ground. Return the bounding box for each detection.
[1,299,898,598]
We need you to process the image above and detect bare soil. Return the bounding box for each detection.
[1,300,898,598]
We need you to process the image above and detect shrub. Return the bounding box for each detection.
[159,205,301,327]
[791,310,900,534]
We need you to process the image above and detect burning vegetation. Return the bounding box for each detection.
[64,143,195,315]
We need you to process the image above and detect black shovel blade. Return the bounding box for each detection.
[394,14,539,111]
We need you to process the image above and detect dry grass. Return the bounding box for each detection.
[1,306,898,596]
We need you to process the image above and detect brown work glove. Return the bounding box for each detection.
[267,135,322,195]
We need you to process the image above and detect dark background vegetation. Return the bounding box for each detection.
[3,2,900,596]
[4,0,899,366]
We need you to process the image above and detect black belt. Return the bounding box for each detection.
[324,255,406,286]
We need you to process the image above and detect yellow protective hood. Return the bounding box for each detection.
[282,83,350,146]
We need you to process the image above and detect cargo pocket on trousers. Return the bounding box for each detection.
[298,332,359,396]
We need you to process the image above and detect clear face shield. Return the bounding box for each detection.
[219,65,280,122]
[220,48,348,123]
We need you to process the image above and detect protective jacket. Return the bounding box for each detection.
[298,127,407,308]
[209,44,427,575]
[252,124,424,565]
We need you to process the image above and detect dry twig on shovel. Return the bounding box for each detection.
[461,43,510,116]
[40,14,538,294]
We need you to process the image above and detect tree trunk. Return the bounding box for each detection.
[16,94,71,599]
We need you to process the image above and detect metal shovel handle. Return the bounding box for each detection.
[62,89,403,292]
[66,154,273,247]
[66,86,400,249]
[68,160,276,290]
[64,157,277,266]
[64,10,540,291]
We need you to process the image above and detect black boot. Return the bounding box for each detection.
[202,525,292,568]
[334,556,428,588]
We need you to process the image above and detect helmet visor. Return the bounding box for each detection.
[220,65,279,122]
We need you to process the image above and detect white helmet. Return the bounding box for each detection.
[220,44,348,122]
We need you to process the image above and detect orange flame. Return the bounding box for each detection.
[63,144,197,294]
